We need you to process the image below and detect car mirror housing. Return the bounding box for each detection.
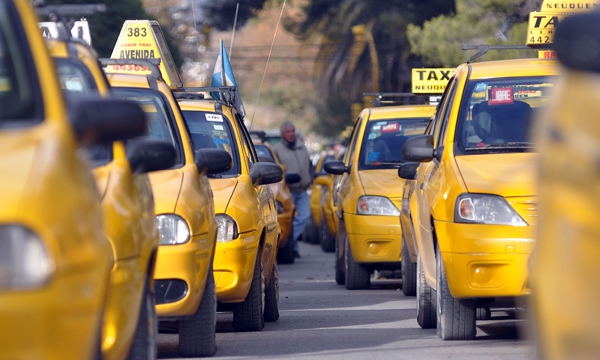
[284,172,301,184]
[323,160,349,175]
[195,149,232,176]
[398,162,420,180]
[127,138,176,174]
[402,135,434,163]
[250,162,283,186]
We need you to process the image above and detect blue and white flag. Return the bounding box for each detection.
[211,39,246,117]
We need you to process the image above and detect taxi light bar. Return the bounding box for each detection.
[99,58,162,81]
[363,92,428,107]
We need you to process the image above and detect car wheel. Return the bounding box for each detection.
[126,277,158,360]
[277,224,295,264]
[264,261,280,322]
[233,247,265,332]
[401,236,417,296]
[416,250,436,329]
[436,244,476,340]
[344,235,370,290]
[320,219,335,252]
[179,265,217,357]
[335,222,345,285]
[476,306,491,320]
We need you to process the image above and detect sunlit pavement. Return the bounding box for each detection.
[158,240,534,359]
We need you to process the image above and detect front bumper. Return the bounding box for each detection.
[344,213,402,263]
[434,220,534,299]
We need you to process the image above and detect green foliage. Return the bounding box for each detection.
[42,0,183,67]
[200,0,268,31]
[407,0,541,67]
[313,94,352,139]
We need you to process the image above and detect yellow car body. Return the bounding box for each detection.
[0,2,146,358]
[400,58,558,340]
[310,150,335,252]
[177,97,282,332]
[105,72,223,356]
[47,37,167,360]
[322,147,346,250]
[530,11,600,359]
[325,105,434,290]
[252,139,296,264]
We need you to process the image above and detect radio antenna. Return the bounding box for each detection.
[249,0,286,128]
[229,3,239,58]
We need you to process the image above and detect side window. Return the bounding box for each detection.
[236,116,257,164]
[431,77,457,147]
[344,117,363,166]
[436,78,459,147]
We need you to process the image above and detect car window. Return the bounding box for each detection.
[0,1,43,124]
[113,87,184,167]
[254,144,274,160]
[455,76,555,154]
[436,78,459,147]
[54,58,98,99]
[359,117,430,170]
[431,77,457,147]
[345,117,363,166]
[181,110,240,176]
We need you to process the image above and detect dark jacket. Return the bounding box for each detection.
[273,139,312,192]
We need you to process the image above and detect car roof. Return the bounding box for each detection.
[464,58,560,79]
[178,99,217,113]
[365,104,436,121]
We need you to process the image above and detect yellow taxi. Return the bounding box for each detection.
[46,31,178,359]
[400,57,557,339]
[176,90,283,332]
[0,1,147,358]
[309,150,335,252]
[530,10,600,359]
[323,147,346,280]
[251,136,297,264]
[324,105,435,290]
[104,63,231,357]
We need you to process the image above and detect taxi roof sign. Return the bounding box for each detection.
[110,20,183,89]
[411,68,454,94]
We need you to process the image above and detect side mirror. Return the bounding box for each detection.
[284,172,301,184]
[70,97,146,146]
[195,149,232,175]
[554,11,600,73]
[323,160,349,175]
[402,135,434,163]
[314,175,332,187]
[250,162,283,186]
[398,162,420,180]
[127,138,176,174]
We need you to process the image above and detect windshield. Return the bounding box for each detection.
[456,76,555,154]
[0,1,42,125]
[255,144,274,160]
[113,87,184,167]
[54,58,98,99]
[359,118,429,170]
[181,110,239,176]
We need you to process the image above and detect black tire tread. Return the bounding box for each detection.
[401,236,417,296]
[344,236,370,290]
[320,219,335,252]
[277,224,295,264]
[416,253,436,329]
[126,277,157,360]
[232,248,265,332]
[263,262,279,322]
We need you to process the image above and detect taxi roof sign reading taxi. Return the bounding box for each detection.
[526,0,600,48]
[110,20,183,89]
[411,68,454,94]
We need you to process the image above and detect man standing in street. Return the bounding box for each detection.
[273,121,312,258]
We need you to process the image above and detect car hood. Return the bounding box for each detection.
[149,169,184,214]
[455,153,537,197]
[209,177,238,213]
[358,169,404,199]
[0,134,37,219]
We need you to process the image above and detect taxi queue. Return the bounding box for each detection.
[1,0,599,359]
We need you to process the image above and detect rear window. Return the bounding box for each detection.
[181,110,240,176]
[359,118,429,170]
[456,76,555,154]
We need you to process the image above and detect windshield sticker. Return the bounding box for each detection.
[382,123,400,133]
[214,138,230,145]
[213,124,224,130]
[488,88,514,105]
[376,121,387,126]
[474,82,488,93]
[368,133,377,140]
[372,125,381,131]
[212,130,227,137]
[367,152,381,162]
[206,114,223,122]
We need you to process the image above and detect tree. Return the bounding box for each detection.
[200,0,269,31]
[407,0,543,67]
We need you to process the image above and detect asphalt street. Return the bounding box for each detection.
[158,240,535,359]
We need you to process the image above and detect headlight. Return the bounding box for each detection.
[0,225,53,290]
[357,196,400,216]
[216,214,238,242]
[455,194,527,226]
[275,200,284,214]
[156,215,190,245]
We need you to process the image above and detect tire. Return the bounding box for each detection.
[401,236,417,296]
[277,224,295,264]
[476,306,491,321]
[334,225,345,285]
[233,248,265,332]
[344,235,370,290]
[264,261,280,322]
[126,277,158,360]
[320,219,335,252]
[436,244,476,340]
[179,266,217,357]
[416,251,436,329]
[303,217,319,244]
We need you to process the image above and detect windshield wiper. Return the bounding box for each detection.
[465,142,536,152]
